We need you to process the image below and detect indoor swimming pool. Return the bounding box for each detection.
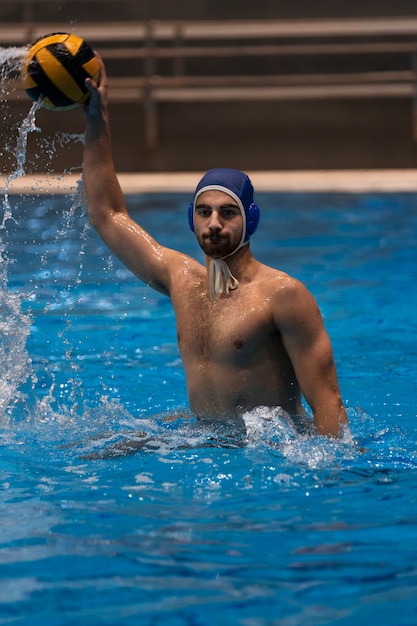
[0,185,416,625]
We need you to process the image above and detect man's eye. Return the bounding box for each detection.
[221,208,239,218]
[196,208,211,217]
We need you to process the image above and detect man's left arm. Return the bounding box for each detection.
[276,280,348,437]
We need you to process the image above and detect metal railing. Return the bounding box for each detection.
[2,10,417,148]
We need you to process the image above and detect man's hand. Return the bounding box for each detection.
[84,53,107,118]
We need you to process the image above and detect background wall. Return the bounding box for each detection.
[1,0,417,173]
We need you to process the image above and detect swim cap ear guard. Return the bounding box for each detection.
[244,201,261,240]
[188,201,195,232]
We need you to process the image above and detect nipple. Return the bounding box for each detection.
[208,259,239,301]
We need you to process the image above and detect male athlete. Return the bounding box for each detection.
[83,57,348,438]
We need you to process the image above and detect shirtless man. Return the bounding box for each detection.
[83,57,348,438]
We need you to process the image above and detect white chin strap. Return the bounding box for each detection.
[208,240,249,301]
[208,258,239,301]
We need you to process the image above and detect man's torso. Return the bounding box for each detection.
[171,262,302,419]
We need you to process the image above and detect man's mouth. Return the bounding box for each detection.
[206,233,224,243]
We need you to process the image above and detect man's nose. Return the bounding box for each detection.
[208,210,222,231]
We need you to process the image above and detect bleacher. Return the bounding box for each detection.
[1,0,417,171]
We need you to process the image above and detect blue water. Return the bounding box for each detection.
[1,186,417,625]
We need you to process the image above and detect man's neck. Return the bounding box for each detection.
[205,245,254,300]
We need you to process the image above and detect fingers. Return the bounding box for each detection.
[85,77,96,92]
[85,53,107,92]
[84,53,108,113]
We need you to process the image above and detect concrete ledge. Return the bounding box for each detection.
[1,169,417,195]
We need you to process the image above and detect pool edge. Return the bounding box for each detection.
[1,169,417,194]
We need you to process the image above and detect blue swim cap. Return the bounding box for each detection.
[188,168,260,243]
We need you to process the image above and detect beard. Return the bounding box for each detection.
[197,233,241,259]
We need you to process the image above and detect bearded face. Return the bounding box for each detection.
[193,190,244,259]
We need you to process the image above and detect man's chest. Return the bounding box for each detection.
[174,293,277,363]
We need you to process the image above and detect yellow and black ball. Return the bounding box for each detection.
[22,32,100,111]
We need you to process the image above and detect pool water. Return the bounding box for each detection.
[1,187,417,625]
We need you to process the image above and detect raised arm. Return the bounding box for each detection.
[275,279,348,437]
[83,56,179,295]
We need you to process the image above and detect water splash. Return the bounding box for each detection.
[1,46,38,225]
[0,46,28,97]
[2,100,41,228]
[0,248,32,424]
[0,45,88,426]
[0,48,41,422]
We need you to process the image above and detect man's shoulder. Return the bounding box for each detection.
[169,252,206,291]
[258,264,304,292]
[259,267,315,310]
